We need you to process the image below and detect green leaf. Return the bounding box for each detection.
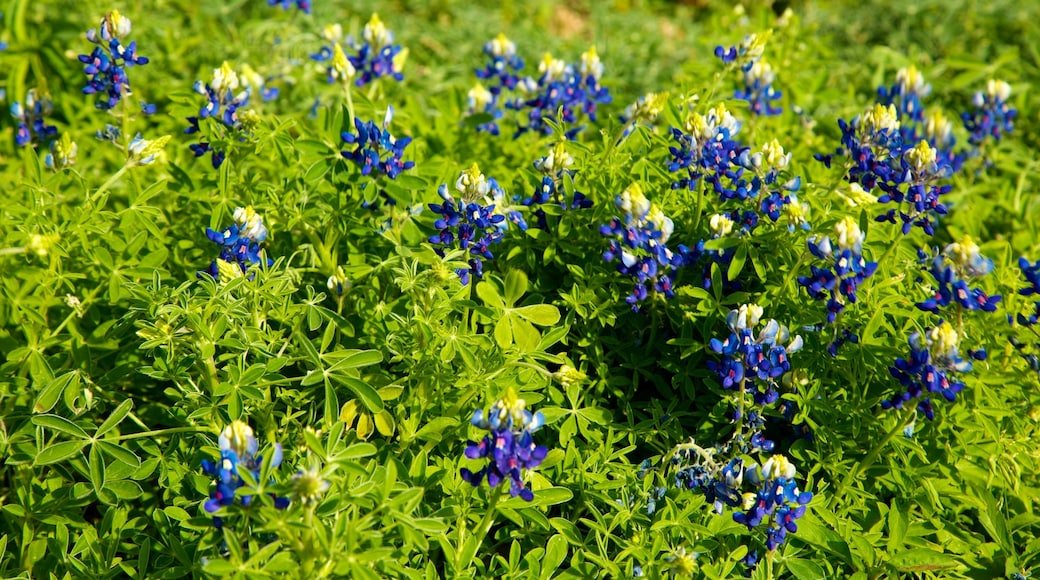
[785,558,826,580]
[35,440,88,466]
[31,414,90,439]
[35,371,80,413]
[728,242,747,281]
[89,444,106,498]
[513,304,561,326]
[540,535,568,580]
[97,441,141,468]
[890,548,960,572]
[330,375,384,413]
[329,349,383,371]
[495,317,513,350]
[96,399,134,438]
[476,280,504,309]
[511,317,540,352]
[504,270,529,305]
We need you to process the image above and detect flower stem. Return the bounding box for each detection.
[455,487,503,574]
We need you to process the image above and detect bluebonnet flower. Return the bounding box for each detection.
[667,103,747,194]
[428,164,508,285]
[878,65,931,126]
[11,90,58,148]
[312,15,406,87]
[460,388,548,501]
[268,0,311,14]
[340,105,414,179]
[465,83,504,135]
[201,206,273,281]
[916,236,1001,313]
[715,32,780,116]
[1017,257,1040,326]
[600,183,689,310]
[798,216,878,325]
[962,80,1016,146]
[467,34,523,135]
[79,10,149,111]
[508,47,612,138]
[185,62,274,168]
[707,304,804,412]
[882,321,976,419]
[735,59,782,116]
[522,142,592,230]
[733,455,813,551]
[476,33,525,92]
[200,421,289,528]
[619,91,670,138]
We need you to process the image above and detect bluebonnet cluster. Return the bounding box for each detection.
[916,236,1001,314]
[882,321,978,420]
[469,39,611,138]
[268,0,311,14]
[715,32,781,116]
[520,142,592,230]
[311,15,406,87]
[467,34,524,135]
[668,106,803,232]
[201,206,273,281]
[618,91,670,138]
[79,10,150,111]
[1017,257,1040,326]
[653,441,813,564]
[460,388,548,501]
[962,80,1016,146]
[428,164,508,285]
[600,183,689,310]
[510,48,612,138]
[817,68,1016,236]
[186,62,276,168]
[200,421,289,528]
[798,216,879,329]
[815,101,953,235]
[11,90,58,148]
[340,105,414,179]
[732,455,813,551]
[707,305,804,423]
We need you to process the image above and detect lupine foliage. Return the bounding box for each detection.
[3,1,1040,579]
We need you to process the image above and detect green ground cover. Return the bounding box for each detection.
[2,0,1040,577]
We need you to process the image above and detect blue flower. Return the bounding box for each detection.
[341,105,415,179]
[201,206,273,281]
[600,183,689,310]
[460,389,548,501]
[428,164,508,285]
[735,60,782,117]
[915,236,1001,313]
[312,15,406,87]
[10,90,58,148]
[78,11,149,111]
[797,216,878,326]
[507,48,612,138]
[200,421,289,528]
[268,0,311,14]
[707,305,803,421]
[882,321,974,419]
[185,62,274,168]
[732,455,813,551]
[962,80,1015,146]
[1017,257,1040,326]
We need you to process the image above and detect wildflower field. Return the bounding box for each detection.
[3,0,1040,577]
